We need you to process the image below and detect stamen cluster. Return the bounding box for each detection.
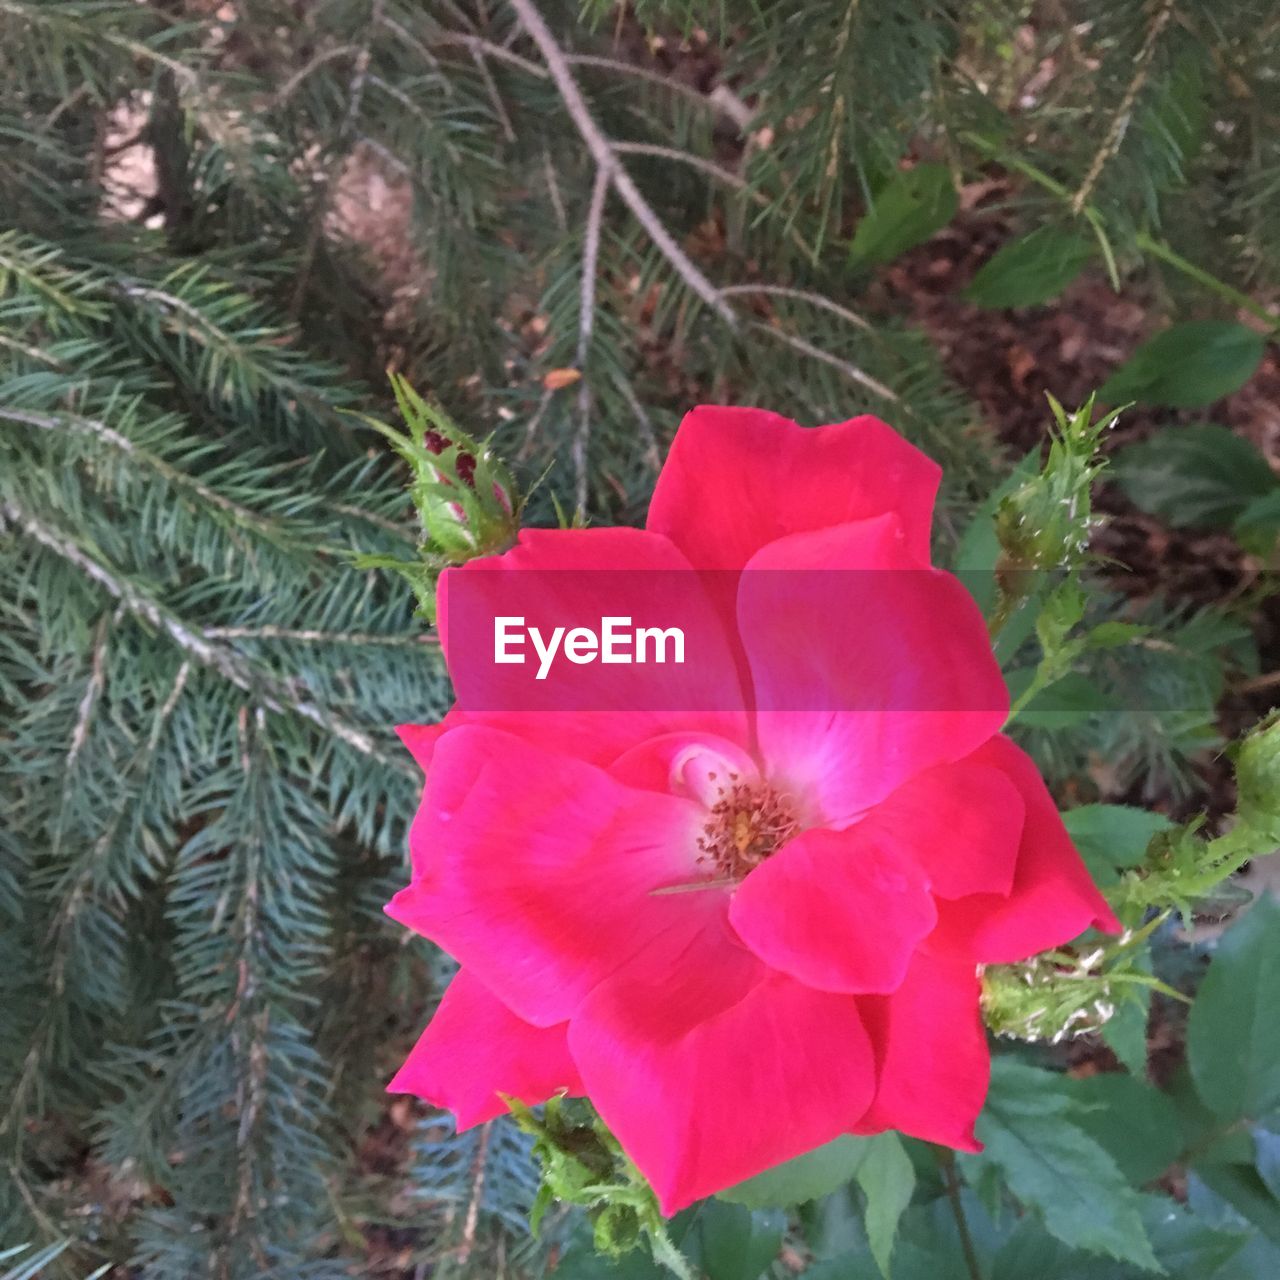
[696,774,799,881]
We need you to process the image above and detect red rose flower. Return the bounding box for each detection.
[387,406,1118,1214]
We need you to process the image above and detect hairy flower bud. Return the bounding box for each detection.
[1235,710,1280,841]
[357,374,520,617]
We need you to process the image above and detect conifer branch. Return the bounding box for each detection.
[291,0,383,315]
[1,407,299,542]
[719,283,874,332]
[4,501,409,770]
[748,321,899,404]
[575,166,610,513]
[505,0,735,324]
[1070,0,1175,213]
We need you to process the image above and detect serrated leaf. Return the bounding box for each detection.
[966,1060,1160,1270]
[1140,1199,1249,1279]
[1014,671,1114,729]
[1099,324,1265,408]
[719,1135,871,1209]
[848,164,958,267]
[1111,425,1278,529]
[1063,804,1174,883]
[1104,988,1152,1076]
[1064,1073,1183,1185]
[965,227,1094,308]
[989,1218,1079,1280]
[854,1134,915,1278]
[1188,896,1280,1122]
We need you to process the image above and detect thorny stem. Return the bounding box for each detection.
[936,1148,984,1280]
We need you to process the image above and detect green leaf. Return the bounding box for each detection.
[720,1135,871,1209]
[965,227,1095,308]
[1141,1199,1249,1279]
[1255,1130,1280,1201]
[1064,1073,1184,1185]
[1099,323,1266,408]
[1188,895,1280,1122]
[965,1059,1160,1269]
[553,1244,670,1279]
[1234,490,1280,559]
[1192,1165,1280,1246]
[1014,671,1114,729]
[989,1218,1079,1280]
[678,1202,785,1280]
[854,1134,916,1278]
[848,164,958,267]
[1235,714,1280,842]
[1111,425,1278,529]
[1063,804,1174,883]
[1103,987,1152,1076]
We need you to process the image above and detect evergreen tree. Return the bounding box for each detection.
[1,1,1275,1276]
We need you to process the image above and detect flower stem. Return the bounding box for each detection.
[648,1222,696,1280]
[935,1148,984,1280]
[1133,231,1278,330]
[959,130,1278,320]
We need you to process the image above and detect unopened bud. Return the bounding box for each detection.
[1235,711,1280,842]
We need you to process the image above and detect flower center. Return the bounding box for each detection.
[696,774,799,880]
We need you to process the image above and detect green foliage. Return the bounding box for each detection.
[676,1202,784,1280]
[992,397,1117,631]
[1062,804,1175,885]
[847,164,958,268]
[2,0,1278,1277]
[509,1097,693,1277]
[720,1137,872,1211]
[1098,322,1267,408]
[1062,1072,1183,1186]
[965,228,1095,309]
[961,1059,1160,1270]
[853,1134,916,1279]
[721,1132,913,1278]
[1188,896,1280,1125]
[1112,424,1280,529]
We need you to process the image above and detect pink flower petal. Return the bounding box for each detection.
[739,517,1009,823]
[853,950,988,1151]
[928,736,1121,965]
[388,969,583,1128]
[729,826,937,994]
[569,929,877,1214]
[396,721,452,771]
[647,406,940,570]
[436,525,748,766]
[855,759,1025,900]
[388,724,725,1027]
[609,730,759,805]
[398,710,471,876]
